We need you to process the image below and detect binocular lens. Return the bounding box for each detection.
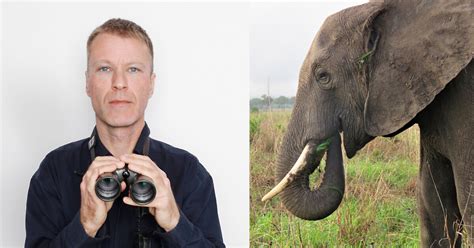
[95,170,156,204]
[131,179,156,205]
[95,176,121,201]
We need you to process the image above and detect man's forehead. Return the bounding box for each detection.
[90,59,147,66]
[89,33,151,61]
[90,33,149,52]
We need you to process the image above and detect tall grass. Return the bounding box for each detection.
[250,110,474,247]
[250,110,423,246]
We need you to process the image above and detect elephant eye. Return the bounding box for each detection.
[315,70,331,86]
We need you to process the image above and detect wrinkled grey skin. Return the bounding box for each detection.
[275,0,473,247]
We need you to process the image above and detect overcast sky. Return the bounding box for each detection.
[250,1,366,98]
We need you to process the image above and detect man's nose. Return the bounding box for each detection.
[112,70,128,90]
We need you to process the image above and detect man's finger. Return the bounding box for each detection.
[120,154,159,171]
[122,154,149,162]
[148,207,155,216]
[120,181,126,192]
[120,155,163,177]
[90,157,124,169]
[85,163,117,183]
[84,160,124,182]
[120,156,155,174]
[126,163,156,180]
[83,162,120,184]
[105,201,114,211]
[123,196,149,208]
[94,156,120,162]
[84,163,123,195]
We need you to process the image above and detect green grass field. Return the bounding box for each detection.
[250,110,422,247]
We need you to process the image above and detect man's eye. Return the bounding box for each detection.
[98,66,110,72]
[129,67,140,73]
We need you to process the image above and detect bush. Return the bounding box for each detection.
[250,114,262,143]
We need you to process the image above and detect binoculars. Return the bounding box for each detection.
[95,166,156,205]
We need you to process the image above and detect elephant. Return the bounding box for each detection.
[262,0,473,247]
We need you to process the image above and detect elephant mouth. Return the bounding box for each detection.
[261,137,332,202]
[262,134,344,220]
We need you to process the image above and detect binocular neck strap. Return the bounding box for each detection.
[88,128,151,161]
[88,128,97,161]
[142,136,150,156]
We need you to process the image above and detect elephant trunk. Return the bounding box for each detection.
[263,133,344,220]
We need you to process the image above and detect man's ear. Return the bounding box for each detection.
[85,71,92,97]
[149,72,156,98]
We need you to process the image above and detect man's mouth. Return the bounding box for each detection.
[109,100,132,105]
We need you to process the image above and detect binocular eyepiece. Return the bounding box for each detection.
[95,166,156,205]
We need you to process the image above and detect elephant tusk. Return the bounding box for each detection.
[261,143,315,202]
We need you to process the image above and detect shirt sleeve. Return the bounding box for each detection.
[25,155,109,248]
[153,158,225,247]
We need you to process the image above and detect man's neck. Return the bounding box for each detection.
[95,120,145,157]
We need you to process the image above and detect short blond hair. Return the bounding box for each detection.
[87,18,154,71]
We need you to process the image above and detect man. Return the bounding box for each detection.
[25,18,224,247]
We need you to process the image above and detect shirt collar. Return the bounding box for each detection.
[91,122,151,157]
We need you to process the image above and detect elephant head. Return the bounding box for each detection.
[262,0,472,220]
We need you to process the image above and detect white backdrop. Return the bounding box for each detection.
[1,2,249,247]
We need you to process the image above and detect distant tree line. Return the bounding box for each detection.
[250,95,295,112]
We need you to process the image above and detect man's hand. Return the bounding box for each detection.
[80,156,126,237]
[120,154,180,232]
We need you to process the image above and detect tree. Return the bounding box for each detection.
[261,94,273,110]
[273,96,290,108]
[250,98,264,110]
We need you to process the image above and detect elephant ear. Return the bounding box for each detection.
[363,0,473,136]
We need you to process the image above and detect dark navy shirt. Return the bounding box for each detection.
[25,124,224,247]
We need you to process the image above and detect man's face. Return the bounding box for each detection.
[86,33,155,128]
